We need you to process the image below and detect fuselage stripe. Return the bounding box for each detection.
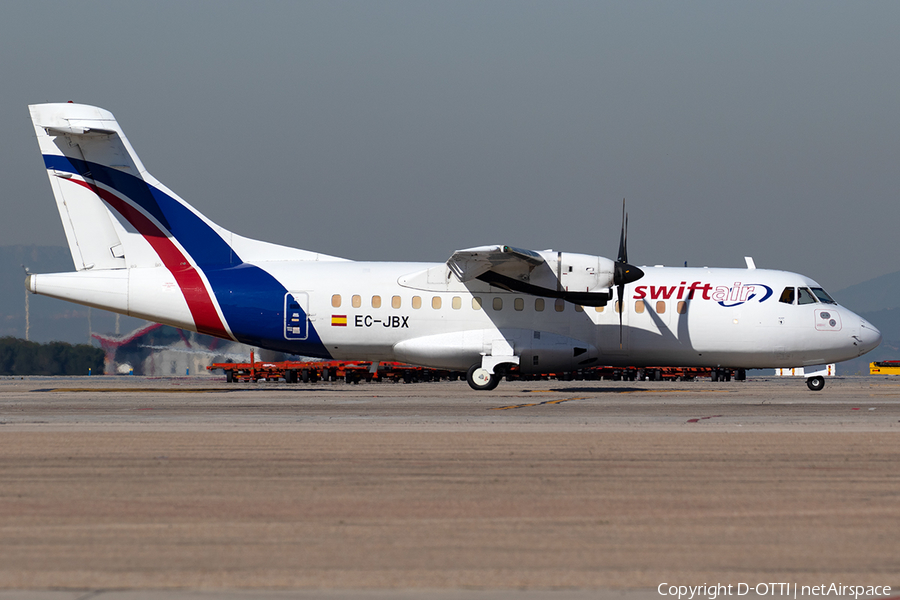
[66,178,229,338]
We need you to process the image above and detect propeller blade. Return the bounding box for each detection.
[618,282,624,347]
[613,199,644,348]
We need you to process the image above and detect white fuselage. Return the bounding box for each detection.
[27,259,882,373]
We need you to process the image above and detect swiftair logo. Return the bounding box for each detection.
[634,281,773,307]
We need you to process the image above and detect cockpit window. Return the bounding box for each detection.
[797,287,817,305]
[780,285,835,306]
[810,287,836,304]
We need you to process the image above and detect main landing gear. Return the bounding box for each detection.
[466,364,501,391]
[806,375,825,391]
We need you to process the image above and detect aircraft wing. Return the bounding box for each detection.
[447,245,545,282]
[447,245,614,307]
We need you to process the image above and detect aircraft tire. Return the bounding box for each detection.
[467,365,500,391]
[807,376,825,391]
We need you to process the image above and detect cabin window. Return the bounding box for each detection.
[656,301,666,314]
[676,301,686,314]
[392,296,402,309]
[798,287,816,305]
[575,304,584,313]
[473,297,483,310]
[535,298,545,312]
[779,287,795,304]
[331,294,341,308]
[491,297,502,311]
[514,298,524,311]
[411,296,422,309]
[432,296,441,309]
[452,296,461,310]
[351,295,361,308]
[634,301,645,314]
[615,301,622,314]
[555,299,565,312]
[595,305,605,313]
[371,295,382,308]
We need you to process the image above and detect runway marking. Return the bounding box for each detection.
[619,389,730,394]
[491,397,585,410]
[30,388,240,394]
[523,388,731,395]
[687,414,724,423]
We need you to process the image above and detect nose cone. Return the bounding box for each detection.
[857,318,882,356]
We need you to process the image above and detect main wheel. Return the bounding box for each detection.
[807,375,825,391]
[467,364,500,391]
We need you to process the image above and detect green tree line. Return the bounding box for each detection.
[0,337,103,375]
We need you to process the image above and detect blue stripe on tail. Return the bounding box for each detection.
[44,154,331,357]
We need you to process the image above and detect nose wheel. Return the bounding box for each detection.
[806,375,825,391]
[467,364,500,391]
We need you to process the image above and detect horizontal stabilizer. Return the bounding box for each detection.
[44,125,118,137]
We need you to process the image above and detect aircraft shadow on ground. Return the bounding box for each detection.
[523,387,648,394]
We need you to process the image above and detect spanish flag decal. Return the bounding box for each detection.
[331,314,347,327]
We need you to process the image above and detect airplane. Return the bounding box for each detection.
[24,102,881,391]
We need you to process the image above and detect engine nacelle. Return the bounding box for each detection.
[532,251,616,293]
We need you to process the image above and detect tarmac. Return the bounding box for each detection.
[1,374,899,600]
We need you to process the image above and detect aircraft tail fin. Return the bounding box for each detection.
[30,104,129,270]
[28,103,343,347]
[30,102,246,271]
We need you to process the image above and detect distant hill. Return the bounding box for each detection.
[833,270,900,314]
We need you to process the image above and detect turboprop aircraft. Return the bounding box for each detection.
[25,103,881,391]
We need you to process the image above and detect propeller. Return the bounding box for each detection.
[613,200,644,347]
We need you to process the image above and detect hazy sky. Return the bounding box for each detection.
[2,1,898,292]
